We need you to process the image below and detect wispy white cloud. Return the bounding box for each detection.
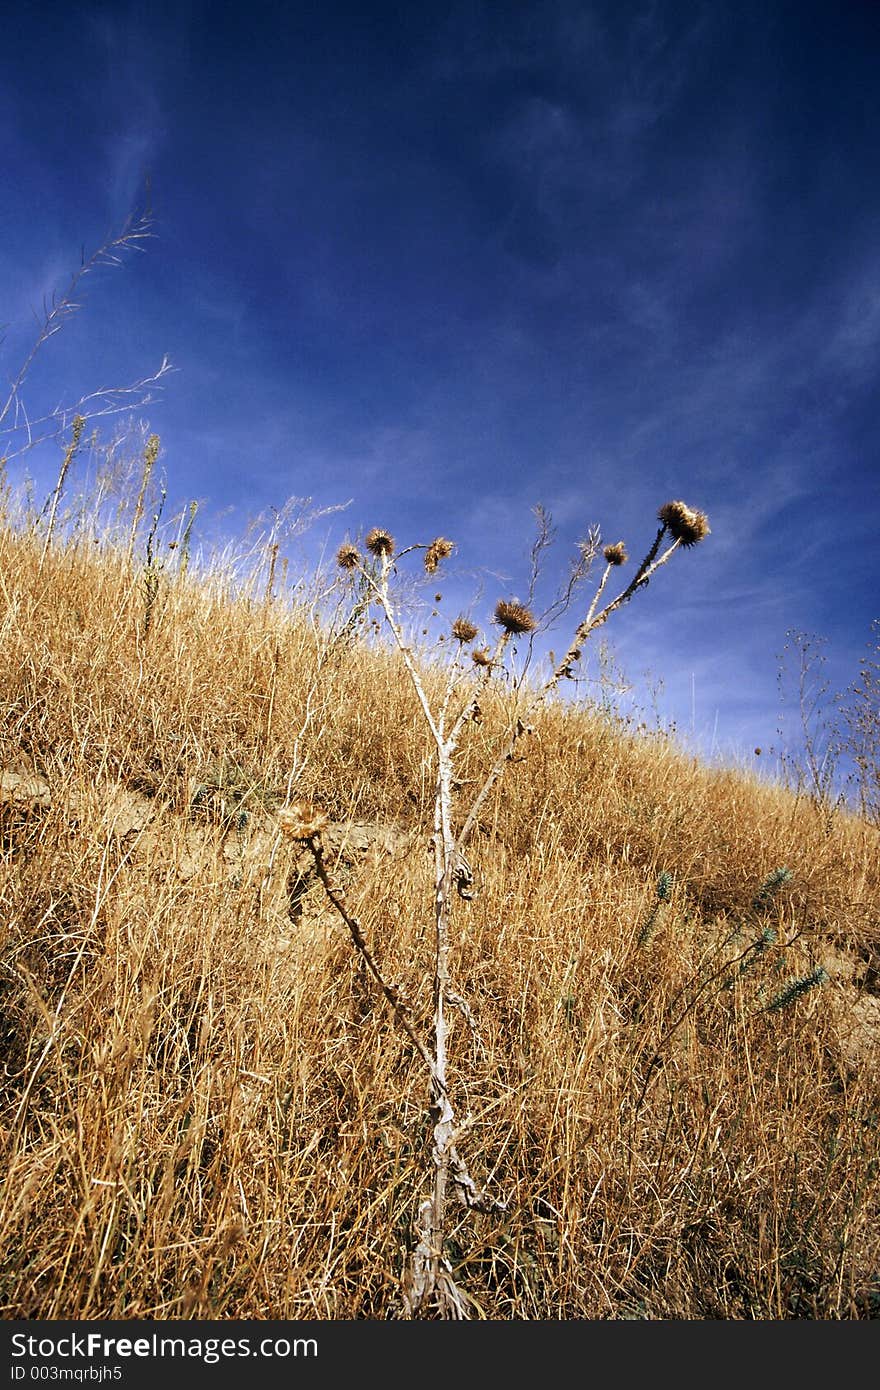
[82,6,178,217]
[824,259,880,379]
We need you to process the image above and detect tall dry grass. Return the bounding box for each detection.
[1,466,879,1320]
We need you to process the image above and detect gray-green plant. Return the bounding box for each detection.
[631,864,815,1115]
[764,966,829,1013]
[637,870,674,947]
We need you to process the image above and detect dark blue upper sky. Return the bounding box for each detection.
[2,0,878,774]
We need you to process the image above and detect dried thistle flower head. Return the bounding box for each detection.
[452,617,478,645]
[471,647,492,667]
[603,541,628,566]
[278,801,329,842]
[493,599,537,635]
[365,527,395,557]
[336,542,361,571]
[452,616,478,644]
[424,537,454,574]
[657,500,710,547]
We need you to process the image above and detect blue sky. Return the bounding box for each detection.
[2,0,878,779]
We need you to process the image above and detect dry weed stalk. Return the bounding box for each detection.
[841,620,880,825]
[127,433,161,565]
[37,414,86,575]
[0,210,172,469]
[287,501,710,1317]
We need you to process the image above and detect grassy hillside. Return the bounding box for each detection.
[1,479,878,1320]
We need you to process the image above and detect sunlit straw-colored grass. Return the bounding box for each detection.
[1,485,878,1320]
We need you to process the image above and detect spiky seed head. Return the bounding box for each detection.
[657,500,711,547]
[336,542,361,571]
[472,647,492,667]
[493,599,537,635]
[603,541,628,566]
[365,527,395,557]
[424,536,454,574]
[278,801,329,842]
[452,617,478,644]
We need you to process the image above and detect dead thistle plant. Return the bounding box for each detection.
[282,499,710,1317]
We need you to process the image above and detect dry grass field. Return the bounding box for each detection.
[1,468,878,1320]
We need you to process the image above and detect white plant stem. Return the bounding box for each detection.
[308,516,700,1315]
